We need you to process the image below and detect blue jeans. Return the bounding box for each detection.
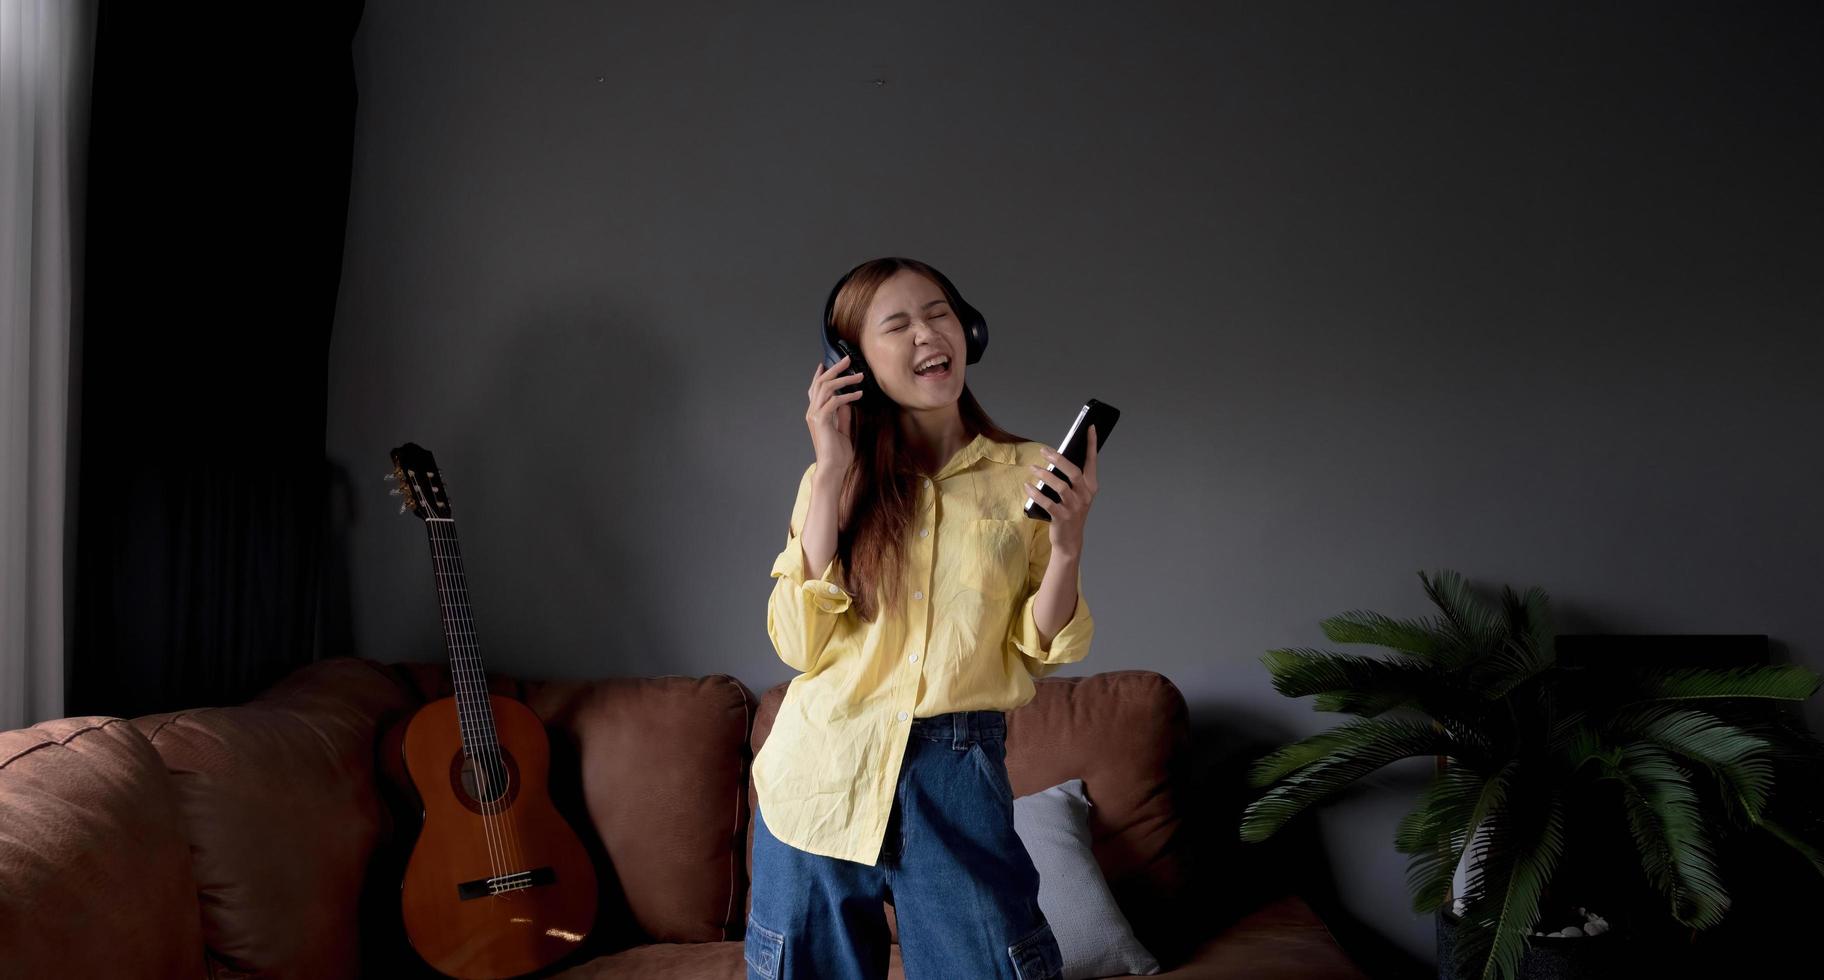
[746,709,1064,980]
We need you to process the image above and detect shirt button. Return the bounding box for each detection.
[919,528,929,538]
[923,478,931,488]
[827,584,840,594]
[909,653,919,663]
[897,710,909,721]
[913,591,924,600]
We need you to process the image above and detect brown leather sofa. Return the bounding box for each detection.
[0,657,1368,979]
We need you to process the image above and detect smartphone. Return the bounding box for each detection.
[1024,398,1120,521]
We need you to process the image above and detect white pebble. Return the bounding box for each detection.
[1562,926,1584,937]
[1547,931,1565,938]
[1586,921,1608,936]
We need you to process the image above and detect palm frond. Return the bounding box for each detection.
[1547,708,1590,755]
[1606,744,1731,929]
[1627,665,1821,704]
[1248,714,1488,789]
[1757,815,1824,878]
[1554,717,1616,778]
[1319,609,1447,658]
[1512,585,1554,668]
[1418,569,1504,654]
[1241,717,1460,843]
[1260,647,1443,716]
[1246,720,1375,789]
[1471,586,1555,700]
[1453,787,1567,980]
[1608,705,1773,823]
[1398,759,1517,914]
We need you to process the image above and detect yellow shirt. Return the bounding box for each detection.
[755,432,1094,865]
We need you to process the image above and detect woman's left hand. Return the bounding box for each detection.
[1023,425,1098,560]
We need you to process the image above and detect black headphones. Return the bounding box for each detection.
[820,259,989,402]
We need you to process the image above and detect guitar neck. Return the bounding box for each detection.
[425,517,499,756]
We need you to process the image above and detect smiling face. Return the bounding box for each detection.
[859,269,965,409]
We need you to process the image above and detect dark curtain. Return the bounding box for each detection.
[70,1,366,717]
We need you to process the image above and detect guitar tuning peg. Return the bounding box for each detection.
[389,488,402,496]
[399,502,410,514]
[384,471,398,482]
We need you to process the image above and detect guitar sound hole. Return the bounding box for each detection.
[463,755,509,804]
[448,748,522,814]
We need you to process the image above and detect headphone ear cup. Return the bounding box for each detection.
[834,339,876,402]
[924,265,985,365]
[965,309,987,364]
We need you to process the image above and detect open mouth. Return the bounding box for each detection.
[913,357,951,380]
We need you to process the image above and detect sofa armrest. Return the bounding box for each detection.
[0,717,207,979]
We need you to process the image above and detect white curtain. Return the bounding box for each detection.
[1,0,96,730]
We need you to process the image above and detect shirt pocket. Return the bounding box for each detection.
[960,518,1027,600]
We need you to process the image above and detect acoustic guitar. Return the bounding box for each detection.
[390,443,598,978]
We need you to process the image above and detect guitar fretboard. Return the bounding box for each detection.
[426,517,502,760]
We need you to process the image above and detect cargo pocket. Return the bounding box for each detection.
[745,912,783,979]
[1007,918,1063,980]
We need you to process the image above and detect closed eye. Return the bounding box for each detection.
[891,314,945,332]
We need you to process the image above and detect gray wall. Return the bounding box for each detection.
[327,1,1822,970]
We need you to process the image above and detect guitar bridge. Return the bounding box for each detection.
[456,866,558,901]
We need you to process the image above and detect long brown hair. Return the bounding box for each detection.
[827,257,1034,623]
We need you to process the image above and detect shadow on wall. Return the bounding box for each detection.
[317,459,358,662]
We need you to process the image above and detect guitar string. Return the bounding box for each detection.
[435,518,514,884]
[440,520,530,883]
[435,517,530,886]
[430,516,508,882]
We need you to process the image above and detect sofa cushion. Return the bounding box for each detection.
[995,672,1192,911]
[1154,895,1368,979]
[748,670,1194,951]
[131,657,416,979]
[1016,777,1161,978]
[520,673,756,948]
[0,717,206,980]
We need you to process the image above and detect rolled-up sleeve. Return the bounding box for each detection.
[766,462,853,672]
[1008,519,1093,679]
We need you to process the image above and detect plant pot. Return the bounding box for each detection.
[1435,908,1632,980]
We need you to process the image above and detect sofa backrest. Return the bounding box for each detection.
[517,673,756,948]
[0,716,206,979]
[744,669,1194,945]
[131,657,418,979]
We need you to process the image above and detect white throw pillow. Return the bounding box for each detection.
[1013,778,1162,978]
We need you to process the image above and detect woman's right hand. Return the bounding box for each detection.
[807,354,864,474]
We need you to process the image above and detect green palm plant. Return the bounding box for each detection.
[1239,569,1824,980]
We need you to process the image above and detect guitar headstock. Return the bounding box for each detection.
[388,443,452,521]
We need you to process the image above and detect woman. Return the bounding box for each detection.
[748,257,1101,980]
